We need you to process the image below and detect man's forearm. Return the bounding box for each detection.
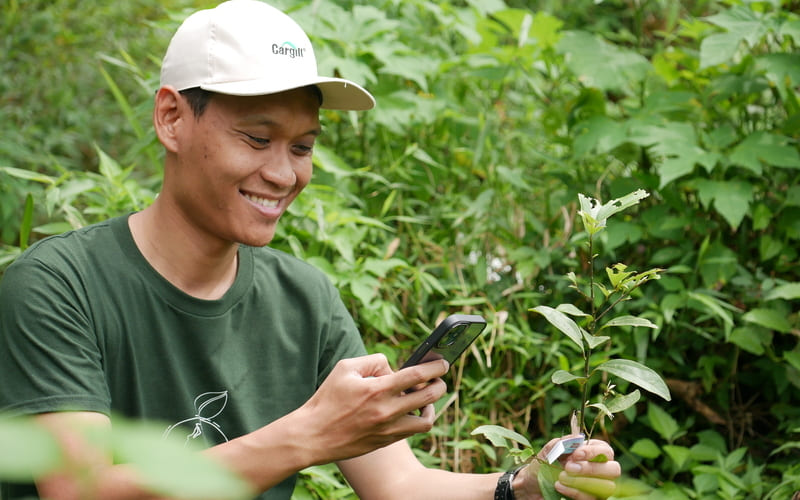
[35,410,313,500]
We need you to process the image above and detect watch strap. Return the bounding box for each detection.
[494,465,525,500]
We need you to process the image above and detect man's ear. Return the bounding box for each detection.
[153,86,186,153]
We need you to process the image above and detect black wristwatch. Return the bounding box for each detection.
[494,465,525,500]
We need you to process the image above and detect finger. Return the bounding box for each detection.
[573,443,615,464]
[417,402,436,422]
[557,472,617,499]
[564,459,621,480]
[390,403,437,437]
[398,377,447,414]
[339,353,395,379]
[392,359,449,393]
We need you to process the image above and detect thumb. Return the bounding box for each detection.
[347,353,395,378]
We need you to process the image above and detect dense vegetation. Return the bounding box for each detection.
[1,0,799,498]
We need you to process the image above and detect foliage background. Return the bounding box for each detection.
[1,0,799,498]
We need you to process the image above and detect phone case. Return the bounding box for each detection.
[401,314,487,368]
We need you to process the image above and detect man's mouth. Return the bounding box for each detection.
[243,192,279,209]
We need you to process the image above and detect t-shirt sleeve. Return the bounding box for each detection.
[0,257,110,416]
[315,281,367,386]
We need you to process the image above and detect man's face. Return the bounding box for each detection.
[168,88,321,248]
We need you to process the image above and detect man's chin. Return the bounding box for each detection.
[238,229,277,248]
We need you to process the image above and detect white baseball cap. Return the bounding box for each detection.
[160,0,375,110]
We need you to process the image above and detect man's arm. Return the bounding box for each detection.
[338,436,621,500]
[33,355,450,500]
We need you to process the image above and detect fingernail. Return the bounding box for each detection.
[565,462,581,473]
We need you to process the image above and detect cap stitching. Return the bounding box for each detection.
[207,18,217,85]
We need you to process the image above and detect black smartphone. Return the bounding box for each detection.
[401,314,487,369]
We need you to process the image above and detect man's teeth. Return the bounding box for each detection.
[244,193,279,208]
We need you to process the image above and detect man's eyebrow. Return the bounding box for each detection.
[239,116,322,137]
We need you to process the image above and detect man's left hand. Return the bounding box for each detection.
[512,437,621,500]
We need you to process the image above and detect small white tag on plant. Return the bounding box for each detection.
[545,435,586,464]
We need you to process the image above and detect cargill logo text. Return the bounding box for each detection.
[272,42,305,58]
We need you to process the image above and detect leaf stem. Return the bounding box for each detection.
[579,234,597,434]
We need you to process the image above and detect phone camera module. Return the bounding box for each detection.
[437,324,467,347]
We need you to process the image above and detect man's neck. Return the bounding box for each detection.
[128,203,240,300]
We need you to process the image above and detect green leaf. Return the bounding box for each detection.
[785,347,800,372]
[647,402,681,441]
[551,369,585,384]
[0,166,56,185]
[361,258,407,278]
[771,441,800,456]
[687,291,734,332]
[537,462,562,500]
[729,131,800,171]
[19,193,34,250]
[555,303,590,317]
[530,12,564,49]
[112,419,252,500]
[663,445,692,470]
[582,331,611,349]
[95,145,122,180]
[630,438,661,459]
[531,305,585,353]
[349,275,380,307]
[573,116,627,157]
[580,190,650,226]
[471,424,531,449]
[699,32,742,69]
[33,222,73,236]
[728,326,772,355]
[710,181,753,230]
[311,143,356,177]
[98,62,145,140]
[376,54,435,92]
[692,179,753,230]
[599,315,658,331]
[657,156,697,187]
[606,389,641,413]
[764,283,800,301]
[588,402,614,419]
[705,6,767,46]
[0,417,63,481]
[606,263,635,288]
[781,19,800,45]
[596,359,671,401]
[759,234,783,261]
[756,54,800,89]
[742,308,792,333]
[557,30,650,92]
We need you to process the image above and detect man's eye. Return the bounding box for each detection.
[293,144,314,155]
[245,134,269,146]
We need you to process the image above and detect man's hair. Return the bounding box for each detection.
[179,85,324,119]
[179,87,214,118]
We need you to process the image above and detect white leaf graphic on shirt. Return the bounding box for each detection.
[163,390,229,445]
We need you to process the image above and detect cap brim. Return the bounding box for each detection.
[200,76,375,111]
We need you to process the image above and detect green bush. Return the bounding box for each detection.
[1,0,798,498]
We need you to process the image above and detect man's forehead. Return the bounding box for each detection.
[236,113,322,136]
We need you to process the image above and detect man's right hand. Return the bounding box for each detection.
[292,353,449,464]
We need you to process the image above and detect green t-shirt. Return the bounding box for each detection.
[0,214,366,499]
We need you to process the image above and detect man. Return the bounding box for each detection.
[0,1,620,499]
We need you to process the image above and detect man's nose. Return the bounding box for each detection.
[260,152,297,188]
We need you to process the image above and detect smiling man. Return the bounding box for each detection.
[0,1,620,499]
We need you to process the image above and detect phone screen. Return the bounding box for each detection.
[401,315,487,369]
